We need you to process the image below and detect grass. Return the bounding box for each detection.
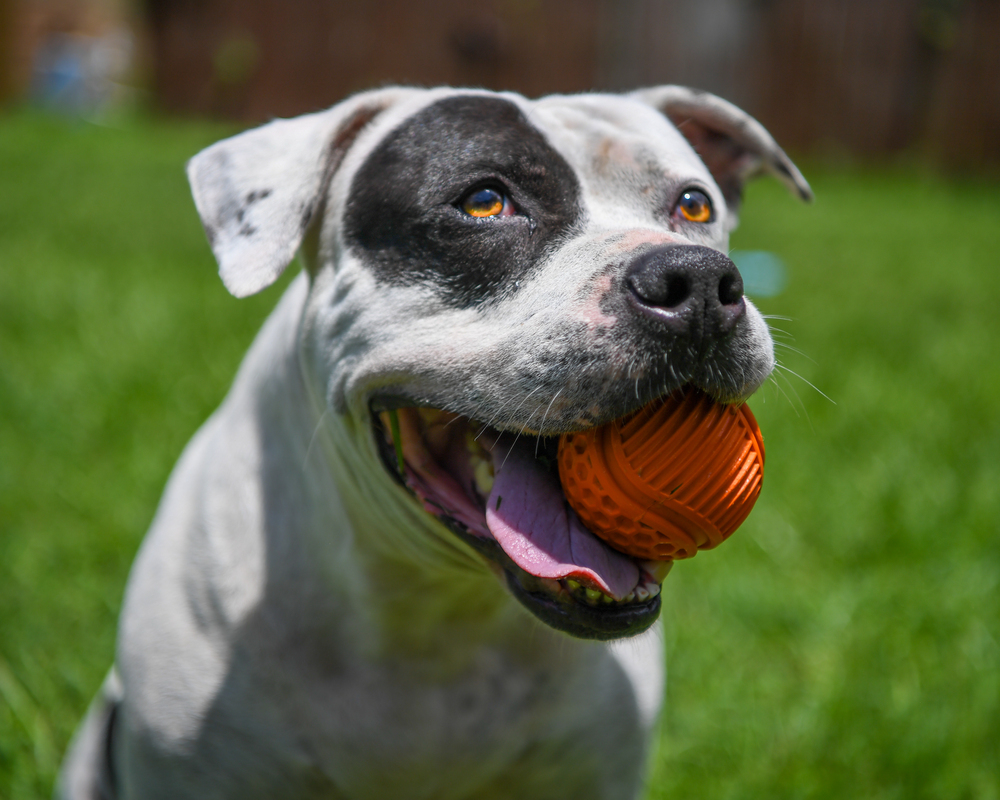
[1,110,998,799]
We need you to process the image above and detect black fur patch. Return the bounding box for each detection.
[343,96,582,308]
[245,188,272,204]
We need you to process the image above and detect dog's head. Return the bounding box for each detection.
[188,86,810,641]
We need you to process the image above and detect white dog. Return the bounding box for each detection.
[58,85,810,800]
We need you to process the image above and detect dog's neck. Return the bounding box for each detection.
[236,274,573,667]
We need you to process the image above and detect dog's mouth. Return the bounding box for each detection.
[371,403,668,640]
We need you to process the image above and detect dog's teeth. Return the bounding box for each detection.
[602,593,614,604]
[640,560,674,583]
[566,579,581,591]
[585,588,602,604]
[473,458,495,495]
[467,433,495,495]
[624,592,636,603]
[635,585,650,602]
[645,581,661,598]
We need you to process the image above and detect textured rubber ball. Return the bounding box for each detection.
[558,389,765,561]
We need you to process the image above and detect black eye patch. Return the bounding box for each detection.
[343,96,582,308]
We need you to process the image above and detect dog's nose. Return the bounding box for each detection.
[625,245,746,339]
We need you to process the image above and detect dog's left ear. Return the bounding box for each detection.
[632,85,812,210]
[187,87,411,297]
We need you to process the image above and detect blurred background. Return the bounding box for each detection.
[1,1,999,799]
[2,0,999,166]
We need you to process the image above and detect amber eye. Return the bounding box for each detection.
[676,189,713,223]
[461,187,507,218]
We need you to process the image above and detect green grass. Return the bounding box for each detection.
[1,110,998,799]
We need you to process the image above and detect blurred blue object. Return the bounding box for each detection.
[31,34,88,112]
[30,30,133,117]
[731,250,788,298]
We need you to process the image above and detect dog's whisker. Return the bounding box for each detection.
[765,370,802,418]
[442,412,467,429]
[774,362,835,404]
[497,387,545,471]
[775,367,816,431]
[770,361,815,425]
[772,341,818,364]
[451,397,494,435]
[535,390,563,457]
[499,440,521,472]
[478,393,521,440]
[490,383,544,435]
[504,386,543,428]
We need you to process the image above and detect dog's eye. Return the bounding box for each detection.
[675,190,714,223]
[460,187,513,219]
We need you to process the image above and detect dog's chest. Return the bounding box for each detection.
[255,646,649,799]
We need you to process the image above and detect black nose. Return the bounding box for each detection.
[626,245,746,340]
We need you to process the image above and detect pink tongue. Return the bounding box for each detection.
[485,436,640,600]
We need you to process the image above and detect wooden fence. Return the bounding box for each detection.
[6,0,1000,168]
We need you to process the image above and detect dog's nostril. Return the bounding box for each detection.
[718,271,744,307]
[661,273,692,308]
[627,266,692,309]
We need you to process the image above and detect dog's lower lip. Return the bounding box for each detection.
[445,520,663,640]
[503,567,662,641]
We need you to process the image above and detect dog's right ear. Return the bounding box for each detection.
[187,88,408,298]
[632,85,812,211]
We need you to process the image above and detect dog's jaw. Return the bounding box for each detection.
[367,404,668,640]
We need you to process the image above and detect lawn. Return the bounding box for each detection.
[1,110,998,800]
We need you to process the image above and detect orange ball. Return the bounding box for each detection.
[558,390,765,561]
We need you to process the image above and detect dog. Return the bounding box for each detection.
[57,85,810,799]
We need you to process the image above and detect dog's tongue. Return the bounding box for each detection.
[485,435,640,599]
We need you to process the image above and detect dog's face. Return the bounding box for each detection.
[188,86,810,641]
